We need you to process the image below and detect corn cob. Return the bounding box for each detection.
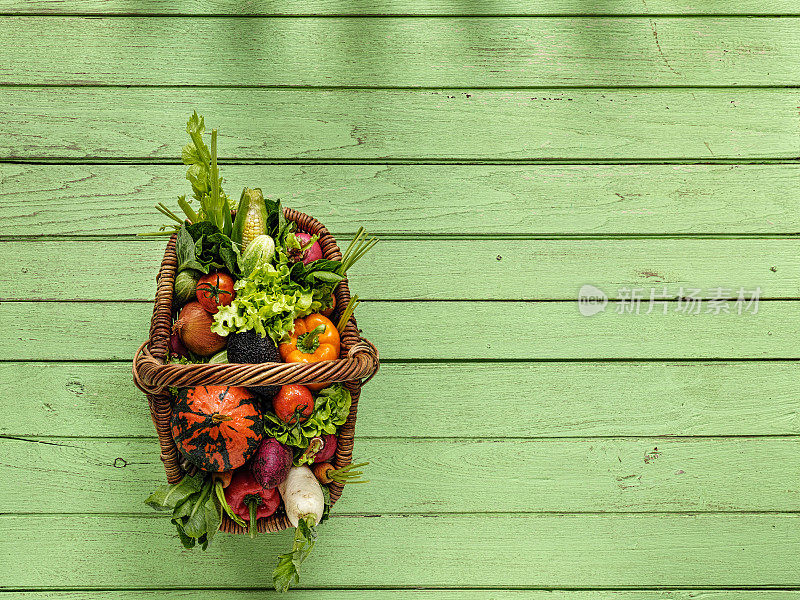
[232,188,268,252]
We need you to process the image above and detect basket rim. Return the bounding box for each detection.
[132,206,378,534]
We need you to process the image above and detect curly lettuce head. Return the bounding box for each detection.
[211,262,332,345]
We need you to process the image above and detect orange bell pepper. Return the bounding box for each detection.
[279,314,340,391]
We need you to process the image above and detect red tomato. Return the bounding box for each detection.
[320,293,336,318]
[273,385,314,424]
[196,272,236,314]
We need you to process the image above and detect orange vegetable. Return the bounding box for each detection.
[312,461,370,485]
[214,470,234,488]
[279,314,340,391]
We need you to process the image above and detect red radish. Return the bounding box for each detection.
[314,434,337,463]
[320,293,336,317]
[250,438,293,489]
[296,232,322,265]
[174,301,226,356]
[170,331,189,358]
[299,433,336,464]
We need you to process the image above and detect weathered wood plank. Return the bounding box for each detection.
[2,1,798,16]
[2,362,798,438]
[2,88,798,160]
[2,164,800,236]
[1,17,798,86]
[4,437,800,513]
[2,238,795,301]
[2,514,798,588]
[0,301,795,361]
[5,593,800,600]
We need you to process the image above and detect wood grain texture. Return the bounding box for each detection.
[2,1,798,15]
[4,361,797,438]
[1,300,795,361]
[2,513,799,588]
[1,17,799,86]
[2,88,799,160]
[3,164,800,236]
[4,436,800,513]
[2,238,794,300]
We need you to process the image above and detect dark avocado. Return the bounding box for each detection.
[226,329,281,400]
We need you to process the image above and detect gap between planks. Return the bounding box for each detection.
[3,13,800,17]
[2,357,800,364]
[3,158,800,165]
[5,586,800,592]
[2,511,800,517]
[1,83,800,89]
[3,233,800,241]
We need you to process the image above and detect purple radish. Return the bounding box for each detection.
[251,438,293,489]
[314,434,337,463]
[296,232,322,265]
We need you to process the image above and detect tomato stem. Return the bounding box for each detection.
[197,277,232,305]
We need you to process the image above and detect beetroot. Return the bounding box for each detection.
[296,232,322,265]
[250,438,292,489]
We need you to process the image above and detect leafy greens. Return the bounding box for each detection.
[273,514,318,592]
[209,196,369,343]
[263,385,352,464]
[145,472,222,550]
[176,222,240,276]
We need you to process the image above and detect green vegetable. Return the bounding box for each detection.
[264,197,292,243]
[174,269,201,304]
[211,260,334,345]
[214,479,246,527]
[240,234,276,278]
[145,472,223,550]
[209,197,375,345]
[182,112,232,236]
[263,385,352,464]
[232,188,269,252]
[208,349,228,364]
[338,227,378,275]
[176,222,240,276]
[273,514,317,592]
[139,112,232,237]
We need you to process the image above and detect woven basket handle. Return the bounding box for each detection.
[133,335,379,396]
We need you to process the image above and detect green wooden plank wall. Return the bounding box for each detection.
[0,1,798,597]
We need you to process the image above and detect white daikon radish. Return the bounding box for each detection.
[273,465,326,592]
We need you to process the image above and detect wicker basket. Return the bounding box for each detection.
[133,207,380,534]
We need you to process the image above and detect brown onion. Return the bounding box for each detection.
[174,301,226,356]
